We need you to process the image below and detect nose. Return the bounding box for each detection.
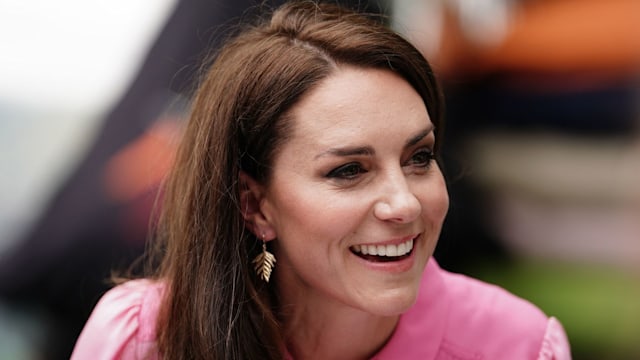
[373,171,421,224]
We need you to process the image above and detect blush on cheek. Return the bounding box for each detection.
[421,190,449,220]
[438,192,450,220]
[429,177,450,218]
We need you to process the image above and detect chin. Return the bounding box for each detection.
[365,286,421,317]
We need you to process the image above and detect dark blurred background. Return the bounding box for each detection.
[1,1,638,359]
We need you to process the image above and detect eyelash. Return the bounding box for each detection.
[325,148,435,181]
[326,162,365,180]
[408,148,435,168]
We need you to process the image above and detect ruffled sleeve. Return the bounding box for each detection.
[71,279,163,360]
[537,317,572,360]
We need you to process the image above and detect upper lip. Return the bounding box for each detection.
[352,233,420,247]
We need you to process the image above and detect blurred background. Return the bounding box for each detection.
[0,0,638,359]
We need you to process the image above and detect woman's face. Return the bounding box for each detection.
[258,66,449,316]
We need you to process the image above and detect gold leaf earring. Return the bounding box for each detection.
[253,233,276,282]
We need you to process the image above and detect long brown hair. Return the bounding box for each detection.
[154,1,443,359]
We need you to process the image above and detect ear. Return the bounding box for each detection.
[239,171,276,240]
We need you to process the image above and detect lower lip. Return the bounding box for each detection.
[351,236,419,274]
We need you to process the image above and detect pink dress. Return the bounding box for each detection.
[71,260,571,359]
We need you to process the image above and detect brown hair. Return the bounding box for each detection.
[154,1,443,359]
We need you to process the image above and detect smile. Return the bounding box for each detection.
[349,237,415,262]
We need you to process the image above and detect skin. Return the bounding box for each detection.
[242,66,449,359]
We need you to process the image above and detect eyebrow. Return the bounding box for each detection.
[406,124,435,148]
[314,145,375,159]
[314,124,435,160]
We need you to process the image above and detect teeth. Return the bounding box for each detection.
[352,238,414,257]
[386,244,397,256]
[397,242,406,255]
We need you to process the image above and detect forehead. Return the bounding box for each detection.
[285,66,431,145]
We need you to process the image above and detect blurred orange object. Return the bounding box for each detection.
[104,119,180,202]
[436,0,640,81]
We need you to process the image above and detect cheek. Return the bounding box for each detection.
[419,178,449,224]
[270,197,359,280]
[267,186,360,241]
[433,186,450,221]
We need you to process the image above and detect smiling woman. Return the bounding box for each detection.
[245,67,449,326]
[70,2,571,359]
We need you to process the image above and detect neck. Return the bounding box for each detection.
[278,288,399,360]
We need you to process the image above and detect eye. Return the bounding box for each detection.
[326,162,367,180]
[407,148,434,168]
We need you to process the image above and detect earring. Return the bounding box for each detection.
[252,233,276,282]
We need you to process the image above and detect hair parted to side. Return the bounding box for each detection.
[154,1,443,359]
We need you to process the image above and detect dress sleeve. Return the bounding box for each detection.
[70,280,161,360]
[537,317,572,360]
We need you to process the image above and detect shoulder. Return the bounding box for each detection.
[71,279,165,360]
[438,268,571,359]
[441,269,548,330]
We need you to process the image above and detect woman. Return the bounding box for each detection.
[72,2,571,359]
